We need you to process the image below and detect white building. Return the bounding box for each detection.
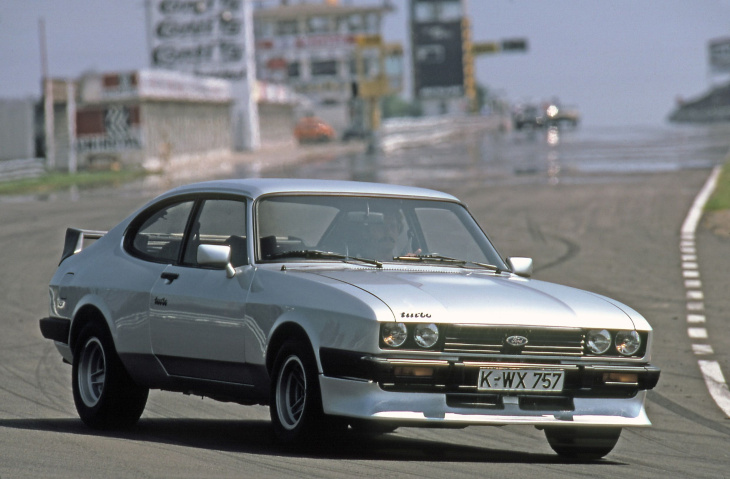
[254,1,395,133]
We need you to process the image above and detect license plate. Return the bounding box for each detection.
[477,368,565,392]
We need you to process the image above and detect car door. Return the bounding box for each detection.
[149,197,256,384]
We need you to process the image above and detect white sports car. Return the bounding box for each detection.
[40,179,660,459]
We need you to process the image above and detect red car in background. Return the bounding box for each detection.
[294,116,335,144]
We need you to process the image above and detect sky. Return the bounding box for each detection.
[1,0,729,127]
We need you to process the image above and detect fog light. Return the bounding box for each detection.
[394,366,434,377]
[414,323,439,348]
[603,372,639,385]
[615,330,642,356]
[382,322,407,347]
[586,329,612,355]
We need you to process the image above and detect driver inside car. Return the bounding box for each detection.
[353,207,420,261]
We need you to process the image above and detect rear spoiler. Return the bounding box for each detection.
[60,228,108,265]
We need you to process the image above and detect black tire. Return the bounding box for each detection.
[270,339,335,444]
[544,427,621,460]
[72,322,148,430]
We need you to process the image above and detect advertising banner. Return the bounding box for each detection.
[75,105,142,153]
[148,0,246,80]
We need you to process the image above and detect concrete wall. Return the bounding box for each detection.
[259,102,297,148]
[0,99,36,161]
[51,99,233,171]
[32,89,296,172]
[141,101,232,166]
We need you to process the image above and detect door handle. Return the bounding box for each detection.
[161,272,179,283]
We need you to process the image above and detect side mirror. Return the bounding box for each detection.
[198,244,236,278]
[507,257,533,278]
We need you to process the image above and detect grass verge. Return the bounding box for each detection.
[0,169,147,196]
[706,160,730,212]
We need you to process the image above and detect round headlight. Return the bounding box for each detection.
[615,330,642,356]
[414,323,439,348]
[586,329,612,355]
[382,322,408,348]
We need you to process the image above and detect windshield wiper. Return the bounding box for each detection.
[393,253,501,272]
[268,249,383,268]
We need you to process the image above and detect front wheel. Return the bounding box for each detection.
[270,339,335,444]
[544,427,621,460]
[72,322,148,429]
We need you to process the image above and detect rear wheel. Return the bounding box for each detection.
[544,427,621,460]
[72,322,148,429]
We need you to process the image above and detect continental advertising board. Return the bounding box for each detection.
[148,0,245,80]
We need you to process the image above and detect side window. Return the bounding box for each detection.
[183,199,248,267]
[130,201,194,263]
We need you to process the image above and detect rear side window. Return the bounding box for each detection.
[129,201,194,263]
[182,199,248,267]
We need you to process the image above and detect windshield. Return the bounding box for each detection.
[255,195,506,269]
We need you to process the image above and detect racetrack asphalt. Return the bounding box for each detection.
[1,150,730,477]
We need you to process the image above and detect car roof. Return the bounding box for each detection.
[155,178,459,202]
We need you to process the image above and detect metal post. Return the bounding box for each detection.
[144,0,153,68]
[242,0,260,151]
[66,80,77,174]
[39,18,55,170]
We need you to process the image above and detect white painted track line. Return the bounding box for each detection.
[680,165,730,418]
[681,166,722,236]
[698,360,730,415]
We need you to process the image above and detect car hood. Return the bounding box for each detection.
[309,268,638,330]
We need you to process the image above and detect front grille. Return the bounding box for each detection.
[444,325,585,357]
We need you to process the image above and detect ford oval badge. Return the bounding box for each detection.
[505,335,529,347]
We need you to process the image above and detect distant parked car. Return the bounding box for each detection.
[512,104,544,130]
[39,178,659,459]
[544,103,580,127]
[294,116,335,144]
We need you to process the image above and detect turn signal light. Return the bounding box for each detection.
[394,366,434,378]
[603,372,639,385]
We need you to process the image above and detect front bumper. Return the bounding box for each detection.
[319,348,660,427]
[320,377,651,427]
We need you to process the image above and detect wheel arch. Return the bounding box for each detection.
[69,304,112,355]
[266,322,315,375]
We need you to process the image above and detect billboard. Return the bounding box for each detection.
[75,105,142,154]
[148,0,245,79]
[410,0,465,99]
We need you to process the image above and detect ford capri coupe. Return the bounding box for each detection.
[40,179,660,459]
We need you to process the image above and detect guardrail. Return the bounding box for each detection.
[0,158,46,182]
